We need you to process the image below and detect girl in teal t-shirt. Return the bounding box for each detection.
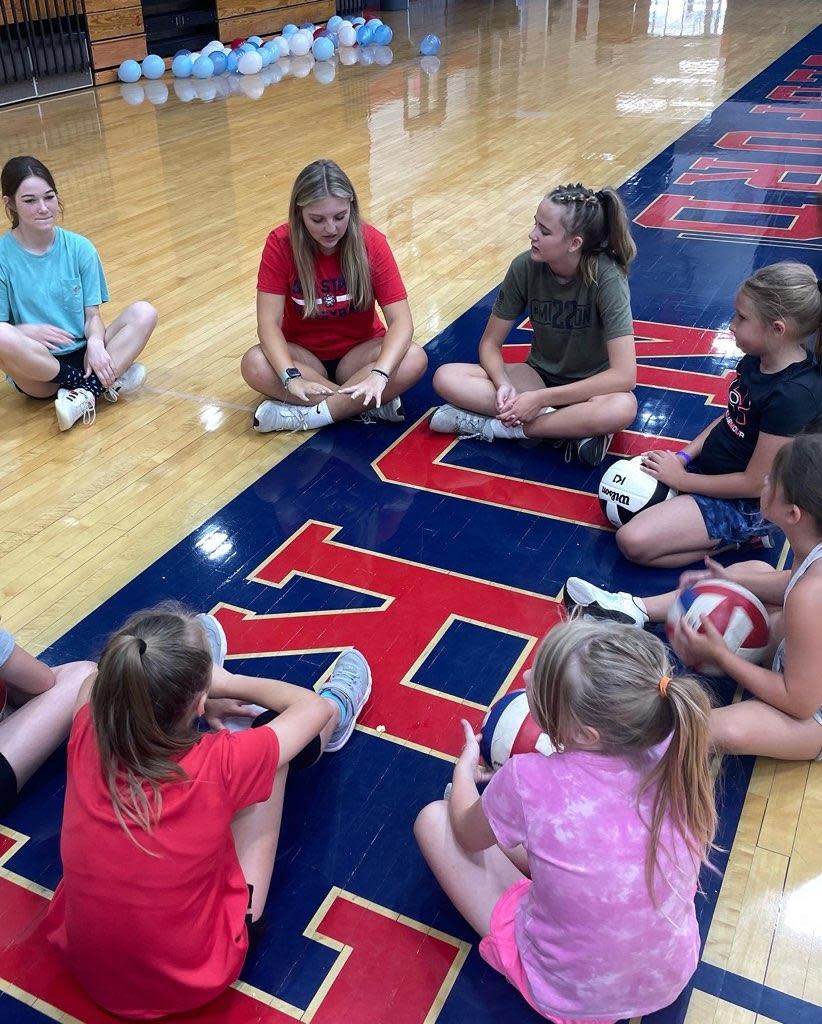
[0,156,157,431]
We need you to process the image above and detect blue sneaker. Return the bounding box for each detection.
[196,613,227,668]
[320,648,372,752]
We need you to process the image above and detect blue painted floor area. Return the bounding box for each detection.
[2,24,822,1024]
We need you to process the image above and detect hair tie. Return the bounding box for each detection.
[658,675,670,697]
[135,637,147,656]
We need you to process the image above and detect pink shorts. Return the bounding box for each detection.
[478,879,616,1024]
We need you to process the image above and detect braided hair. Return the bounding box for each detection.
[548,183,636,285]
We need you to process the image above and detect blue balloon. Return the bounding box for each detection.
[192,55,214,78]
[373,25,393,45]
[351,16,365,26]
[312,36,334,61]
[366,18,383,28]
[174,48,192,58]
[247,35,263,46]
[355,25,373,45]
[282,23,298,37]
[327,15,343,32]
[327,32,339,48]
[238,42,255,53]
[226,51,240,73]
[141,53,165,79]
[171,53,193,77]
[209,51,227,74]
[420,33,441,56]
[117,59,141,83]
[299,22,315,30]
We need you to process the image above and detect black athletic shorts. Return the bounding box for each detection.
[0,751,18,817]
[321,357,343,383]
[251,709,322,769]
[9,344,88,399]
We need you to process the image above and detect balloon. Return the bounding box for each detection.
[420,33,441,56]
[311,36,334,61]
[192,55,214,78]
[238,50,263,74]
[118,59,142,83]
[141,54,165,79]
[171,53,193,77]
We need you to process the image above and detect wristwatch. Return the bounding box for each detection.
[281,367,302,387]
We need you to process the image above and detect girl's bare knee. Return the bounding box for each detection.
[414,799,448,845]
[615,522,650,564]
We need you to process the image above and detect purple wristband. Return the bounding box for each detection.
[676,451,693,466]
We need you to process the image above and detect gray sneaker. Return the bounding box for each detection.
[320,648,372,752]
[104,362,147,403]
[361,396,405,424]
[572,434,613,467]
[429,404,494,442]
[562,577,648,627]
[196,613,228,667]
[253,399,312,433]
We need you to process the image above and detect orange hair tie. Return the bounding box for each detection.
[658,675,671,698]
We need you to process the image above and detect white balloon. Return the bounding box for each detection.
[273,35,290,56]
[337,24,356,47]
[238,50,263,74]
[289,32,311,56]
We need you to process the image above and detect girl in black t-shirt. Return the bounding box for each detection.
[603,262,821,568]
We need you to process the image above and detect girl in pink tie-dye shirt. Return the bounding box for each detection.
[415,619,717,1024]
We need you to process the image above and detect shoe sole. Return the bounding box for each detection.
[562,580,642,627]
[323,648,372,752]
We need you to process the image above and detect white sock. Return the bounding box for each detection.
[304,401,334,429]
[490,420,526,439]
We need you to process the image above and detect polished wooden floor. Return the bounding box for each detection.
[1,1,821,1020]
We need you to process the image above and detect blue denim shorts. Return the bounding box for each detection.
[691,492,774,547]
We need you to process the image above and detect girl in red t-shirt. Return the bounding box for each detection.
[47,604,372,1019]
[242,159,427,433]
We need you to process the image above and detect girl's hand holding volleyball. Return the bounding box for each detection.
[457,719,494,784]
[339,372,385,409]
[669,613,725,668]
[641,449,687,488]
[678,556,729,592]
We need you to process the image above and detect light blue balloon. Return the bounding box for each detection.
[420,33,441,56]
[258,48,272,66]
[141,54,165,79]
[247,35,263,46]
[238,42,255,53]
[299,22,315,30]
[355,25,373,45]
[171,54,193,77]
[351,16,365,26]
[327,32,338,48]
[327,15,343,32]
[226,51,240,73]
[192,55,214,78]
[312,36,334,61]
[373,25,393,45]
[210,51,227,74]
[174,48,191,57]
[117,59,142,83]
[366,18,383,28]
[282,23,298,38]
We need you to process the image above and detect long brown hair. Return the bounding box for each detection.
[740,261,822,360]
[90,603,212,844]
[288,159,373,318]
[1,155,62,228]
[548,182,636,285]
[528,619,717,896]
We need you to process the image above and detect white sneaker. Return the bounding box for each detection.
[55,388,96,431]
[429,403,494,442]
[562,577,648,627]
[362,396,405,424]
[195,612,227,667]
[104,362,147,403]
[320,648,372,752]
[253,399,312,433]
